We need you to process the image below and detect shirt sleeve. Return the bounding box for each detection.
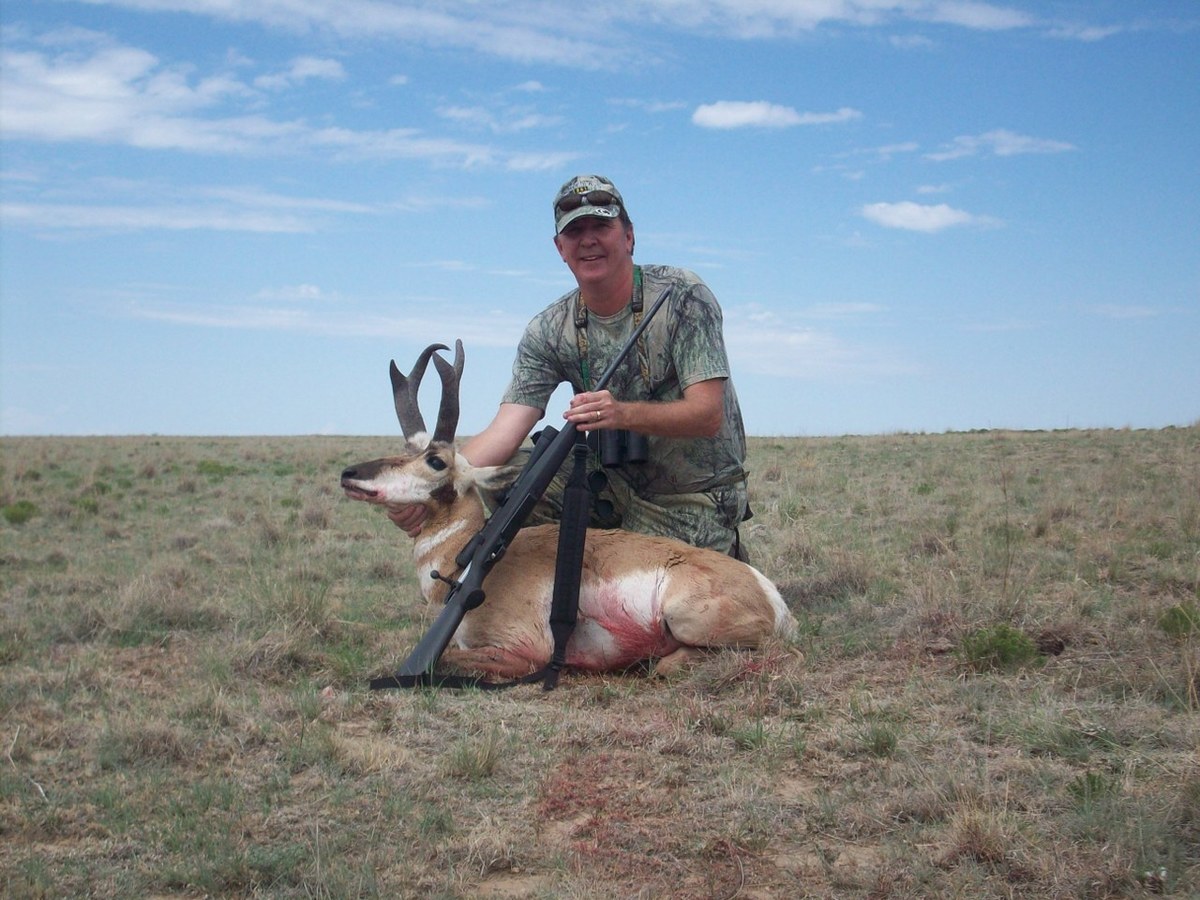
[668,277,731,390]
[500,298,576,409]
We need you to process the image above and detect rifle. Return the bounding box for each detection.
[370,285,674,689]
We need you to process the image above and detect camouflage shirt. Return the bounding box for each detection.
[502,265,747,495]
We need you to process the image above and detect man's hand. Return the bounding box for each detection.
[387,504,427,537]
[565,379,726,439]
[566,390,618,432]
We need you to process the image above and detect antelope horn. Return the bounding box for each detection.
[431,339,464,445]
[390,343,449,438]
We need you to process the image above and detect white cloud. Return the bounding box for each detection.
[870,141,920,159]
[611,97,689,114]
[839,141,920,163]
[437,104,562,134]
[962,318,1037,333]
[254,56,345,90]
[1047,23,1126,42]
[693,101,861,129]
[724,307,914,380]
[0,201,315,233]
[803,302,887,319]
[31,1,1127,68]
[0,33,522,166]
[1091,304,1160,320]
[889,34,936,50]
[923,1,1032,31]
[121,296,529,347]
[625,0,1039,39]
[76,0,616,67]
[506,151,580,171]
[926,128,1075,161]
[0,39,254,145]
[200,186,376,214]
[1,182,383,234]
[861,201,984,232]
[253,284,330,302]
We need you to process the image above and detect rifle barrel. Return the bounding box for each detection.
[591,286,674,391]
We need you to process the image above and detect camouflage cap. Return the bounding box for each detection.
[553,174,626,234]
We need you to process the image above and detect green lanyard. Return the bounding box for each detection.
[575,266,651,391]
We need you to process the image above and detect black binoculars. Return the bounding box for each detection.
[597,429,649,468]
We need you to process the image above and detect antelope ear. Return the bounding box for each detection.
[468,464,523,492]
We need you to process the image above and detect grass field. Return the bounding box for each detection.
[2,428,1198,898]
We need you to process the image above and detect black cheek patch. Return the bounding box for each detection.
[430,483,458,506]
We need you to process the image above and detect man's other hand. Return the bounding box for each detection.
[387,504,427,537]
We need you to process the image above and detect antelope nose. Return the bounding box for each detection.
[340,467,357,480]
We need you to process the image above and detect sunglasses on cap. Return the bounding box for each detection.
[556,190,620,213]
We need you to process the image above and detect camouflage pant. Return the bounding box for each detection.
[488,443,749,557]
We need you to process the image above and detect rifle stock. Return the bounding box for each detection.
[381,285,675,685]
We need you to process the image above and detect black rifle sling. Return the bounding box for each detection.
[537,430,591,690]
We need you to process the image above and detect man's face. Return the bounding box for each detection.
[554,216,634,287]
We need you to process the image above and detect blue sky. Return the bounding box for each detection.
[2,0,1197,437]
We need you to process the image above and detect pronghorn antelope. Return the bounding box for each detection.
[340,342,796,678]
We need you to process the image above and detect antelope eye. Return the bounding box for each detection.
[426,455,447,472]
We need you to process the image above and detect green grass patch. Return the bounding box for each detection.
[2,499,38,524]
[958,623,1043,673]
